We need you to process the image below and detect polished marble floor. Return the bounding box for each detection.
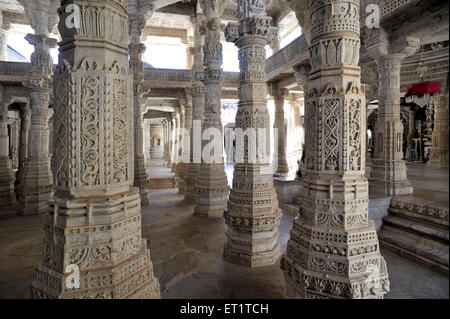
[0,164,448,299]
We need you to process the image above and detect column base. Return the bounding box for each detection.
[369,179,413,196]
[134,156,150,207]
[0,157,16,207]
[30,189,160,299]
[193,197,228,218]
[426,156,449,169]
[31,240,161,299]
[16,157,52,215]
[281,257,389,299]
[176,163,188,195]
[370,159,413,196]
[223,228,281,268]
[281,217,390,299]
[193,163,229,218]
[185,163,199,203]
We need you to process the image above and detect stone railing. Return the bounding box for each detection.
[0,61,33,79]
[265,35,309,81]
[144,67,240,86]
[144,68,193,82]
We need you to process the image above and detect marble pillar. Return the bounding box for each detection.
[0,96,16,207]
[428,86,449,168]
[129,5,152,207]
[166,120,173,167]
[281,0,390,299]
[31,0,160,299]
[143,119,151,166]
[193,0,229,218]
[176,104,187,194]
[17,34,56,215]
[185,15,205,203]
[272,84,289,176]
[223,1,282,267]
[0,11,9,61]
[366,29,419,196]
[178,95,192,196]
[370,54,413,195]
[171,113,180,173]
[16,0,58,215]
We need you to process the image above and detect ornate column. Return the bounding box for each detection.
[428,81,449,168]
[281,0,389,298]
[166,119,173,167]
[223,0,281,267]
[143,119,150,166]
[179,95,192,196]
[193,0,229,218]
[171,112,180,172]
[17,36,56,215]
[370,54,413,195]
[176,102,187,194]
[16,0,58,215]
[129,2,152,207]
[0,95,16,207]
[0,12,10,61]
[366,30,419,196]
[271,84,289,176]
[185,14,206,203]
[31,0,160,299]
[19,104,31,166]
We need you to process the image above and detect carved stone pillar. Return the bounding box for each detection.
[365,103,372,167]
[365,29,419,196]
[406,110,415,151]
[185,15,205,203]
[370,54,413,195]
[223,1,282,267]
[171,112,180,173]
[271,84,289,175]
[281,0,390,298]
[143,119,150,166]
[17,35,55,214]
[0,12,10,61]
[0,96,16,207]
[31,0,160,299]
[129,4,152,207]
[15,2,57,215]
[178,95,192,196]
[176,103,187,194]
[193,0,229,218]
[428,83,449,168]
[166,120,172,167]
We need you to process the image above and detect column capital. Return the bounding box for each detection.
[128,0,154,43]
[18,0,59,36]
[293,64,311,89]
[364,27,420,61]
[269,83,289,99]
